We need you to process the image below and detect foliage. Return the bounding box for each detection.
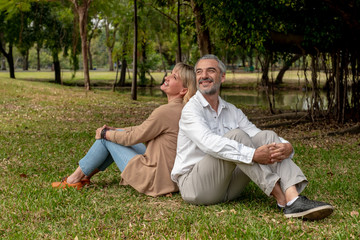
[1,0,360,121]
[1,77,359,239]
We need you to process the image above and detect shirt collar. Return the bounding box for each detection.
[196,90,227,110]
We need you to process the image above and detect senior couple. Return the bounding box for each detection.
[52,55,333,221]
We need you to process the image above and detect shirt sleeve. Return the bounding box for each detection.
[234,107,295,159]
[179,104,255,164]
[235,107,262,137]
[106,106,166,146]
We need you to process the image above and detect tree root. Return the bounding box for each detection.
[258,119,309,128]
[250,112,308,122]
[327,124,360,136]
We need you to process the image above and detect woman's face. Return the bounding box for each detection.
[160,67,185,97]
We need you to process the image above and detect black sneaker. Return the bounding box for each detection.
[284,196,334,220]
[277,204,285,212]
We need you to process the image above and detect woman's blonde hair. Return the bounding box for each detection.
[174,62,196,103]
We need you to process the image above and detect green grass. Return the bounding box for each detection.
[0,74,359,239]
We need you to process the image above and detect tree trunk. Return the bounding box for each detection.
[0,42,15,79]
[139,36,147,86]
[105,20,113,71]
[119,59,127,86]
[310,54,321,120]
[53,52,61,84]
[22,50,29,71]
[259,53,271,87]
[105,20,118,72]
[258,53,274,114]
[8,45,15,79]
[176,0,182,62]
[71,0,91,90]
[340,50,349,124]
[190,0,211,56]
[275,54,302,84]
[350,52,360,121]
[112,59,120,92]
[36,44,41,71]
[88,39,93,70]
[335,51,341,122]
[118,25,129,87]
[108,47,114,71]
[88,18,100,71]
[132,0,138,100]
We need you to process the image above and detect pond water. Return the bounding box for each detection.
[115,87,327,111]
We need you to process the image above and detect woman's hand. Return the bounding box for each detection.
[103,125,117,130]
[95,125,106,139]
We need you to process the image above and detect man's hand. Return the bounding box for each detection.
[252,144,273,164]
[268,143,293,162]
[253,143,293,164]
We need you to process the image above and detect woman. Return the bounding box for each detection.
[52,62,196,197]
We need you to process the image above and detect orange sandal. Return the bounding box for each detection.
[52,177,89,190]
[81,178,91,186]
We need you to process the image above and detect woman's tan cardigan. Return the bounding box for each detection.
[106,98,183,197]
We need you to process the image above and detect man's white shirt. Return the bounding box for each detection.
[171,91,290,183]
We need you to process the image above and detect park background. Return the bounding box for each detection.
[1,0,360,239]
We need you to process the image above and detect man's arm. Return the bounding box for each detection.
[180,105,255,164]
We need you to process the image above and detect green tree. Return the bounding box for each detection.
[0,0,25,78]
[42,2,74,84]
[198,0,360,122]
[68,0,92,90]
[132,0,138,100]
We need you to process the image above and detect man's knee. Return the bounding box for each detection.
[253,130,281,146]
[224,128,246,138]
[224,129,254,147]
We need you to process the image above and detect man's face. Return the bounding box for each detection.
[195,59,225,95]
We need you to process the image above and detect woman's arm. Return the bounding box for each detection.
[105,105,169,146]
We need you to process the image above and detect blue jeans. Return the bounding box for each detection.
[78,139,146,176]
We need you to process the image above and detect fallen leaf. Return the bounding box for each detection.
[350,211,359,217]
[230,209,237,214]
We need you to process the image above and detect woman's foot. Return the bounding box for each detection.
[51,177,87,190]
[52,167,95,190]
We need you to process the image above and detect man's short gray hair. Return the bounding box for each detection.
[195,54,226,74]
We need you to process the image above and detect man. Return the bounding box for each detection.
[171,54,334,220]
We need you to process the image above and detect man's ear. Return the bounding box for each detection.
[180,87,188,96]
[221,73,226,83]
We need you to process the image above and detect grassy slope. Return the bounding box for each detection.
[0,74,359,239]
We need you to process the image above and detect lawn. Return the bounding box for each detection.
[0,73,359,239]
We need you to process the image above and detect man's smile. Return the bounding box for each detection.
[198,78,214,86]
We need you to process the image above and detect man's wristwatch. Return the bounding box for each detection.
[101,128,108,140]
